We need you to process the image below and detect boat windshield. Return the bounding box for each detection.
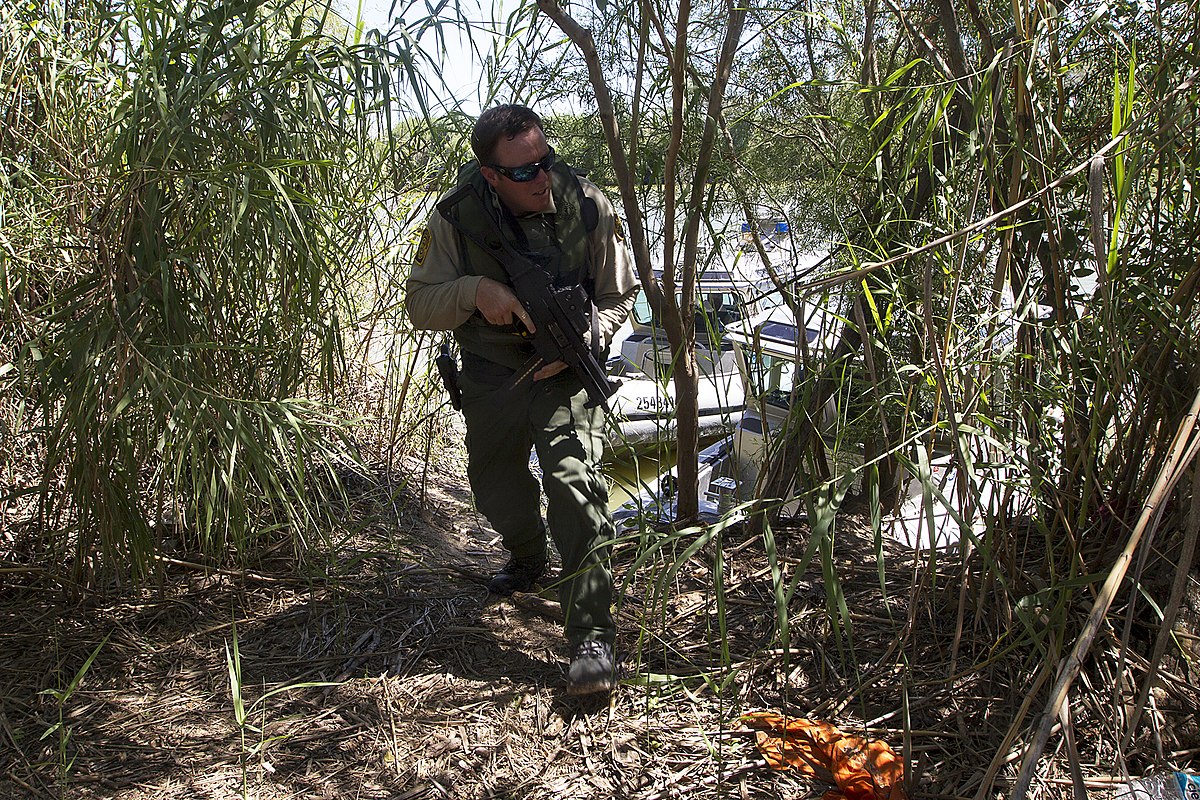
[631,290,744,344]
[743,350,798,409]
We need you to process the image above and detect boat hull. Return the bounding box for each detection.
[605,372,744,452]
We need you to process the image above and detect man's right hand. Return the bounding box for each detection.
[475,277,537,333]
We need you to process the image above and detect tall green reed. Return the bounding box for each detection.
[0,0,444,581]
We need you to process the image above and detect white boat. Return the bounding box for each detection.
[605,266,769,452]
[611,301,841,522]
[612,301,1027,551]
[603,212,836,453]
[887,450,1034,551]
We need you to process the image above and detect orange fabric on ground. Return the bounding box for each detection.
[741,712,907,800]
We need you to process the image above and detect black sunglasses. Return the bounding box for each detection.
[488,147,556,183]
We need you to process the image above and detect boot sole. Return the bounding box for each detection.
[566,677,614,696]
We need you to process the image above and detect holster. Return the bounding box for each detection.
[435,342,462,411]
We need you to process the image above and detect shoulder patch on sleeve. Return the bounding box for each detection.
[414,227,432,268]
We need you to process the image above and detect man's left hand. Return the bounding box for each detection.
[534,360,569,381]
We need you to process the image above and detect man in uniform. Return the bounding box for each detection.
[405,104,638,695]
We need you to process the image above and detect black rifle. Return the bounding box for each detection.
[437,185,617,409]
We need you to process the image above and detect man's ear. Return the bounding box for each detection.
[480,166,501,189]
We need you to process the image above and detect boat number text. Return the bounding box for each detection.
[636,395,675,413]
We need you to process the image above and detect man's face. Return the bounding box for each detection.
[481,126,553,216]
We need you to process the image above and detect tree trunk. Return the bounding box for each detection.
[537,0,748,524]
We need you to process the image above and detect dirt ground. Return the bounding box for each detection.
[1,443,1198,799]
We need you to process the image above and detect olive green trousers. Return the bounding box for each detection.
[460,366,615,648]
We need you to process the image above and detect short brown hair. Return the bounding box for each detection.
[470,104,544,164]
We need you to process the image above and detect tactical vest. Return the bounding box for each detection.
[438,160,598,371]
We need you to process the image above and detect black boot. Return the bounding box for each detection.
[566,640,616,695]
[487,556,547,596]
